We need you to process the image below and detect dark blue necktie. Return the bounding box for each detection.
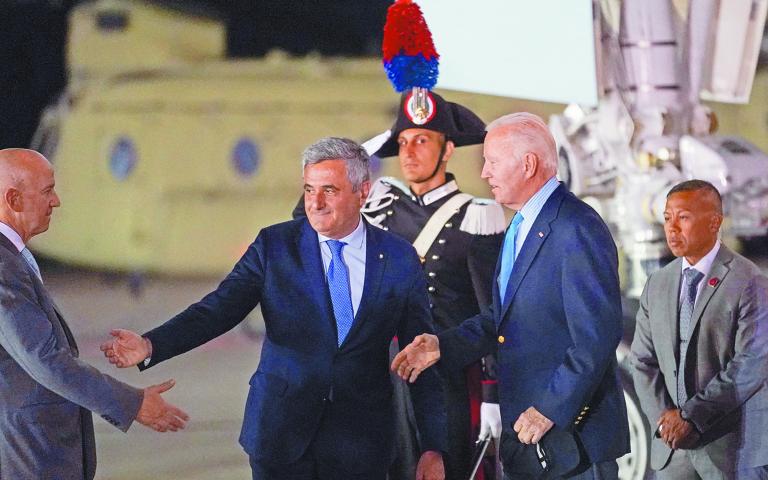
[498,212,524,303]
[327,240,354,346]
[677,267,704,406]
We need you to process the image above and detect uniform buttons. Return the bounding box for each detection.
[498,335,505,344]
[445,222,453,228]
[437,239,446,244]
[387,210,394,216]
[383,226,389,231]
[394,195,400,200]
[428,286,436,293]
[431,254,440,260]
[428,272,436,277]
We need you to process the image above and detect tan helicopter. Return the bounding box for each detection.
[29,0,560,275]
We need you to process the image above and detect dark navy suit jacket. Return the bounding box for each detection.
[140,218,446,474]
[439,184,630,467]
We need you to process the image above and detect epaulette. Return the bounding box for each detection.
[459,198,506,235]
[362,176,410,226]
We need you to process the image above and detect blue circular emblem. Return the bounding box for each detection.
[232,138,261,178]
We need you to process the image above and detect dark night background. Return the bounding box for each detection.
[0,0,391,149]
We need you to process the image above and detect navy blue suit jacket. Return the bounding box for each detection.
[440,184,629,466]
[141,218,446,474]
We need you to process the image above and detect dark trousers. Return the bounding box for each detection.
[504,459,618,480]
[387,341,476,480]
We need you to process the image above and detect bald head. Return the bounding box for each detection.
[0,148,60,243]
[481,113,558,210]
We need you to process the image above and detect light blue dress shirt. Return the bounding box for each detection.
[317,217,367,316]
[513,176,560,261]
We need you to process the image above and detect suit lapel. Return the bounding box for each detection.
[297,220,336,333]
[660,259,683,369]
[498,186,564,323]
[342,221,385,348]
[0,235,82,354]
[686,247,732,341]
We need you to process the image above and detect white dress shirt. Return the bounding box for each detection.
[317,217,367,316]
[0,221,25,252]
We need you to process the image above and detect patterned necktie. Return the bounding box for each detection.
[677,267,704,406]
[498,212,524,304]
[21,247,43,282]
[326,240,355,346]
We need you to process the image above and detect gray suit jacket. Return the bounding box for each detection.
[631,245,768,472]
[0,234,143,480]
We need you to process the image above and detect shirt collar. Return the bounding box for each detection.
[681,240,721,278]
[412,173,459,206]
[317,215,366,250]
[517,176,560,224]
[0,221,25,252]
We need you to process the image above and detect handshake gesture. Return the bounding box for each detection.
[101,329,189,433]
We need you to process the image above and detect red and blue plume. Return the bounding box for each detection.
[382,0,439,92]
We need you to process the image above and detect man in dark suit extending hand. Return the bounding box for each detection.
[101,137,447,480]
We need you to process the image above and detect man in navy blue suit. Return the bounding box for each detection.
[393,113,629,479]
[101,137,447,480]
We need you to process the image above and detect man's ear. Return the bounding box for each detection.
[710,213,723,233]
[442,140,455,162]
[522,152,539,179]
[4,188,22,212]
[359,180,371,205]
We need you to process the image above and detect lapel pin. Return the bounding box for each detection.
[708,277,719,287]
[538,232,544,238]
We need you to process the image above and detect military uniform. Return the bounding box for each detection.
[364,173,504,480]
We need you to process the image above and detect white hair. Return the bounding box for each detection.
[486,112,558,175]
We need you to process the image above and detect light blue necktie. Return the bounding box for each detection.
[327,240,355,346]
[498,212,524,304]
[677,267,704,406]
[21,247,43,282]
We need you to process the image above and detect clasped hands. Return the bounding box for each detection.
[100,329,189,433]
[657,408,699,450]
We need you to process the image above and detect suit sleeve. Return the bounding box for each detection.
[437,310,497,373]
[535,217,623,428]
[142,231,267,368]
[0,265,142,431]
[630,277,675,428]
[467,232,503,401]
[398,248,448,453]
[683,273,768,432]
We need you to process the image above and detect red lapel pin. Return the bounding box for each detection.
[708,277,719,287]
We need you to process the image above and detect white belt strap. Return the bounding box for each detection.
[412,193,473,259]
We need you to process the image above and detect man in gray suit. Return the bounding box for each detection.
[0,148,189,479]
[631,179,768,479]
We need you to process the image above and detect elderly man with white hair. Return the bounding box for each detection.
[393,113,630,479]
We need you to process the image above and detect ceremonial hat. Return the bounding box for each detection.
[375,90,486,158]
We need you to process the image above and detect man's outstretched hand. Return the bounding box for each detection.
[136,379,189,432]
[100,329,151,368]
[390,333,440,383]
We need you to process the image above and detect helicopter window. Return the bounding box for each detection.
[96,10,129,32]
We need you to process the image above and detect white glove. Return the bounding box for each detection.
[479,402,502,440]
